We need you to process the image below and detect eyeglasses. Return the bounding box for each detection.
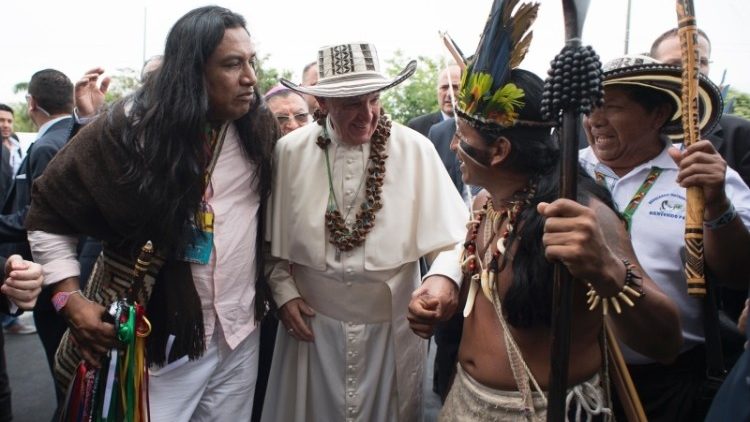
[275,112,310,125]
[25,93,51,117]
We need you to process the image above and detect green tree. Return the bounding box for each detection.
[103,68,140,103]
[380,51,441,125]
[255,54,293,95]
[12,82,28,95]
[727,88,750,120]
[10,104,34,133]
[9,82,34,132]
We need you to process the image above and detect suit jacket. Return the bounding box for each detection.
[0,117,76,257]
[427,118,464,195]
[0,140,14,200]
[407,111,443,137]
[704,114,750,323]
[0,256,8,315]
[707,114,750,188]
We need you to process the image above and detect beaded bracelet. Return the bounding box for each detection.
[704,201,737,230]
[586,258,644,315]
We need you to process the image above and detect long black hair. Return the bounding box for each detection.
[107,6,277,253]
[474,69,617,328]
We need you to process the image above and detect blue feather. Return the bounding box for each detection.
[458,0,539,126]
[474,0,513,91]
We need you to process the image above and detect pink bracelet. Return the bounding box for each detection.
[51,290,82,313]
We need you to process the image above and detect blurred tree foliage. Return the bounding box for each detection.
[10,82,33,132]
[255,54,293,95]
[380,51,441,125]
[103,67,140,103]
[726,88,750,120]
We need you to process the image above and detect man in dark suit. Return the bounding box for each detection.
[0,69,89,410]
[407,64,461,136]
[0,70,76,256]
[427,118,463,194]
[0,105,20,204]
[705,114,750,188]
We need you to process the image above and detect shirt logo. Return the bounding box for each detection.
[647,193,685,221]
[659,200,684,212]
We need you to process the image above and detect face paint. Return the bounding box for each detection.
[455,128,492,167]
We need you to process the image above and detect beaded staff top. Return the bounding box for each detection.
[456,0,540,127]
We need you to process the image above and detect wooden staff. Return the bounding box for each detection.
[128,240,154,304]
[676,0,706,297]
[605,324,647,422]
[547,0,589,419]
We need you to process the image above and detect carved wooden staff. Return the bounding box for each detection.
[128,240,155,305]
[541,0,595,419]
[676,0,706,297]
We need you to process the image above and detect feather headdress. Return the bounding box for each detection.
[457,0,540,127]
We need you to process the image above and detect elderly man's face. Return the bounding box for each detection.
[583,86,670,175]
[205,27,257,122]
[319,93,381,145]
[268,93,311,136]
[652,34,711,76]
[437,65,461,116]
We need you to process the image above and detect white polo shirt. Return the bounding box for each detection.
[580,142,750,364]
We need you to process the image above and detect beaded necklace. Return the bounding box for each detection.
[460,180,536,316]
[316,110,391,260]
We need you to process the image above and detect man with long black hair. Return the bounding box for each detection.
[408,1,682,420]
[25,6,277,420]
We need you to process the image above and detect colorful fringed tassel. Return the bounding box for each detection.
[116,302,151,422]
[59,301,151,422]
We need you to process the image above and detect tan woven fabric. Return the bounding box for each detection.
[54,249,162,393]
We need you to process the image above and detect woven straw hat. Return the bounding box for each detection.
[280,43,416,98]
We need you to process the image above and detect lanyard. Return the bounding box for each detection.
[203,123,229,198]
[596,167,663,231]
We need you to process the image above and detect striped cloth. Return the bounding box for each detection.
[54,248,163,394]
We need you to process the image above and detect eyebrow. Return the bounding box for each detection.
[221,51,255,61]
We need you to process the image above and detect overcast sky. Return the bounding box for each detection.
[2,0,748,104]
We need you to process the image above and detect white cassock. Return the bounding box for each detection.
[261,118,468,422]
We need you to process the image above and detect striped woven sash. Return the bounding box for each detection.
[54,246,164,394]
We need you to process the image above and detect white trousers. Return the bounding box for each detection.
[148,327,260,421]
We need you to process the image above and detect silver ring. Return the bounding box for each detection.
[287,328,294,334]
